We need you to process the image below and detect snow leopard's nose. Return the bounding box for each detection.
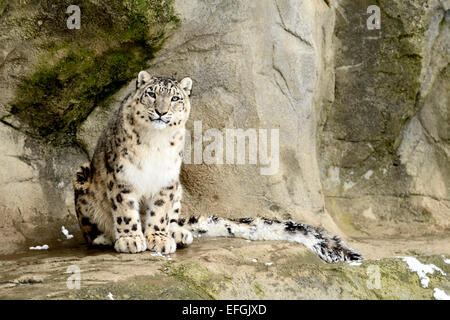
[155,109,168,117]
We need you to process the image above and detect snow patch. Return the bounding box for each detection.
[107,292,114,300]
[400,256,446,288]
[150,252,163,257]
[433,288,450,300]
[29,245,49,250]
[251,259,258,263]
[150,252,174,260]
[61,226,74,239]
[265,262,273,266]
[347,261,362,266]
[443,258,450,264]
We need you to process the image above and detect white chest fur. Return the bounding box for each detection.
[119,128,184,197]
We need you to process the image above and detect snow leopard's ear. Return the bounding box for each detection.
[137,70,151,88]
[179,77,193,96]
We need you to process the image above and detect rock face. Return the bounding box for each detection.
[0,0,179,254]
[319,0,450,238]
[0,0,448,262]
[0,123,85,253]
[80,0,342,236]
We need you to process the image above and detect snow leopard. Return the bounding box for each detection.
[73,70,363,263]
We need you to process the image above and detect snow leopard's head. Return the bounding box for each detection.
[135,70,192,130]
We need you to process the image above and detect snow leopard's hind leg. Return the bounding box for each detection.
[73,162,113,246]
[166,183,193,247]
[181,216,363,263]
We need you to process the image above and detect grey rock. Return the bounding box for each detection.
[0,0,448,258]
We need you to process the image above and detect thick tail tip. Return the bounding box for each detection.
[74,162,91,187]
[342,248,364,262]
[315,235,364,263]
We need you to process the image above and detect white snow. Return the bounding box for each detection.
[443,258,450,264]
[348,261,362,266]
[150,252,173,260]
[251,259,258,263]
[107,292,114,300]
[400,256,446,288]
[150,252,163,257]
[29,245,49,250]
[61,226,74,239]
[265,262,273,266]
[433,288,450,300]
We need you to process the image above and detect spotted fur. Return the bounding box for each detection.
[73,70,362,263]
[180,216,362,263]
[74,71,193,253]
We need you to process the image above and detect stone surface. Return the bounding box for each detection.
[0,0,448,299]
[318,0,450,238]
[0,122,86,254]
[0,238,449,300]
[0,0,178,254]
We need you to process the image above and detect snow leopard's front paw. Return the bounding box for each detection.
[170,227,193,247]
[146,232,176,255]
[114,234,147,253]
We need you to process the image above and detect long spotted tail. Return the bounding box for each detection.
[180,216,362,263]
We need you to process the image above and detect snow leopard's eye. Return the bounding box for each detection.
[147,91,156,99]
[171,96,180,102]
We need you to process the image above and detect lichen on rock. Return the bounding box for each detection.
[3,0,179,144]
[0,0,179,254]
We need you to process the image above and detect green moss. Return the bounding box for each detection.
[66,275,207,300]
[253,282,265,299]
[167,263,230,299]
[278,251,325,279]
[6,0,179,145]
